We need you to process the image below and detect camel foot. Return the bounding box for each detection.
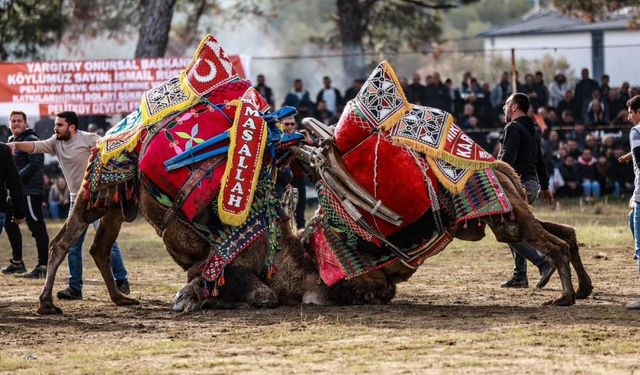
[173,284,201,313]
[37,300,63,315]
[302,285,329,305]
[114,296,140,306]
[576,283,593,299]
[247,287,278,308]
[543,293,575,307]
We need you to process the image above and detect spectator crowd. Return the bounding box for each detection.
[1,67,638,206]
[252,67,638,201]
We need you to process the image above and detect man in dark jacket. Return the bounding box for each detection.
[0,143,25,239]
[1,111,49,278]
[498,93,556,289]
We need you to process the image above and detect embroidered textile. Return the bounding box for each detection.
[98,109,144,164]
[437,168,512,224]
[218,87,271,226]
[82,148,138,208]
[354,60,410,131]
[140,76,193,126]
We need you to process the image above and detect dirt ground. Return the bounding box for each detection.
[2,200,640,374]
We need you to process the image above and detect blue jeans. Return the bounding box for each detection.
[582,180,601,199]
[629,207,640,272]
[49,201,60,219]
[67,202,128,291]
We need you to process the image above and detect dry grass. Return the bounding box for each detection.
[1,199,640,374]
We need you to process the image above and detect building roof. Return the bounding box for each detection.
[478,7,632,38]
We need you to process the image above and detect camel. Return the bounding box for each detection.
[37,145,592,315]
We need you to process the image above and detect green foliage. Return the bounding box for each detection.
[0,0,68,61]
[552,0,640,22]
[441,0,533,39]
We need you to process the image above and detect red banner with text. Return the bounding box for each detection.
[0,56,246,117]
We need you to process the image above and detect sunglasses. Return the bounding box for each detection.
[282,122,296,126]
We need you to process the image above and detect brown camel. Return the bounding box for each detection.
[38,147,592,315]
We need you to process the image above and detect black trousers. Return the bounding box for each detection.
[4,195,49,266]
[291,176,307,229]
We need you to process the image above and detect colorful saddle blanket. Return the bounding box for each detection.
[138,80,251,220]
[310,60,511,285]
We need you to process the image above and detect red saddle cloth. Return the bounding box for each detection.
[139,80,251,220]
[333,102,432,237]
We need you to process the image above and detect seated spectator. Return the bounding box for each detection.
[460,103,477,129]
[48,176,70,219]
[576,148,601,201]
[607,89,628,125]
[610,147,634,197]
[585,134,602,157]
[556,155,581,197]
[595,154,612,195]
[601,135,616,158]
[585,99,610,126]
[567,124,588,150]
[566,139,582,159]
[557,90,579,120]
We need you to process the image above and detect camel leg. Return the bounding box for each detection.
[89,207,138,306]
[38,210,90,315]
[515,222,575,306]
[205,265,278,308]
[540,220,593,299]
[173,275,204,313]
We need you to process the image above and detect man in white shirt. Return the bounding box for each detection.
[8,111,130,300]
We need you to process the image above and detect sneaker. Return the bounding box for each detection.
[116,279,130,295]
[19,265,47,279]
[500,275,529,288]
[57,287,83,300]
[1,260,26,274]
[536,263,556,289]
[626,299,640,310]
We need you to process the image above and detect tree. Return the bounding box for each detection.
[334,0,477,83]
[552,0,640,23]
[0,0,67,61]
[135,0,178,58]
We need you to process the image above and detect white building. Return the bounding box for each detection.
[478,8,640,85]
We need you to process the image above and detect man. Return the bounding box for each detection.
[619,95,640,309]
[498,93,556,289]
[282,79,315,112]
[316,76,342,115]
[406,73,425,105]
[0,143,25,239]
[1,111,49,278]
[281,117,314,229]
[7,111,130,300]
[253,74,274,108]
[424,73,452,112]
[344,78,365,103]
[574,68,599,122]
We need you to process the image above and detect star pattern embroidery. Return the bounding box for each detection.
[144,77,189,117]
[355,62,406,127]
[392,106,450,149]
[434,159,469,184]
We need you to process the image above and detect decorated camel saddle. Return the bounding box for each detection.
[297,61,512,286]
[83,35,303,294]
